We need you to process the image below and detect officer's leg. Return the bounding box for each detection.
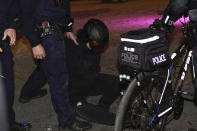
[90,73,121,109]
[19,65,47,103]
[41,33,76,127]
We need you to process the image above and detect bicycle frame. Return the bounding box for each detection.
[148,29,196,126]
[115,22,197,131]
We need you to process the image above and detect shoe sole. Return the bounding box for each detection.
[59,128,88,131]
[19,93,47,104]
[59,124,91,131]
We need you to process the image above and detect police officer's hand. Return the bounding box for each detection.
[2,28,16,46]
[65,32,79,45]
[32,44,46,59]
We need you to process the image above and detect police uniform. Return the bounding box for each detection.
[19,0,76,128]
[0,0,21,130]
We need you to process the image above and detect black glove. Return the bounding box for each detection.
[149,19,174,33]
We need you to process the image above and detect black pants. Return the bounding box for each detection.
[21,66,121,109]
[39,33,75,127]
[68,73,120,109]
[21,65,46,97]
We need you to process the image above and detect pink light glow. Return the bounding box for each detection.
[107,15,160,32]
[174,16,189,26]
[106,15,189,32]
[73,15,190,33]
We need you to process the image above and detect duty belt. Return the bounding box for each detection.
[36,21,53,38]
[36,21,65,38]
[36,18,73,38]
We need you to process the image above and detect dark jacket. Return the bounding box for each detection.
[65,36,101,88]
[19,0,71,47]
[0,0,20,34]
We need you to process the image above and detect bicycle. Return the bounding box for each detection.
[114,21,197,131]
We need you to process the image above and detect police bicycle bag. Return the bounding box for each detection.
[118,28,169,71]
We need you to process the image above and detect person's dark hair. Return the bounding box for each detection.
[79,18,109,46]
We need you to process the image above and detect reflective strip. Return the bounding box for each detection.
[181,72,185,80]
[0,74,5,78]
[121,36,160,44]
[164,15,169,24]
[137,81,140,86]
[158,107,172,117]
[68,22,72,27]
[171,53,176,59]
[13,18,19,22]
[193,64,195,79]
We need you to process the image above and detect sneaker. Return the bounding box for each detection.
[59,119,91,131]
[19,89,47,104]
[72,100,88,110]
[11,122,32,131]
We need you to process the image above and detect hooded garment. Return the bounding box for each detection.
[65,32,101,88]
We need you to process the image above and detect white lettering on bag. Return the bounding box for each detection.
[124,46,135,52]
[152,54,167,65]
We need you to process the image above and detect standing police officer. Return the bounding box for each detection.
[19,0,91,130]
[0,0,31,131]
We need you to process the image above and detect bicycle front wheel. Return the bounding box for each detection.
[114,72,168,131]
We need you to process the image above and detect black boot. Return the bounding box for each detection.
[188,128,197,131]
[19,89,47,104]
[11,122,32,131]
[59,119,91,131]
